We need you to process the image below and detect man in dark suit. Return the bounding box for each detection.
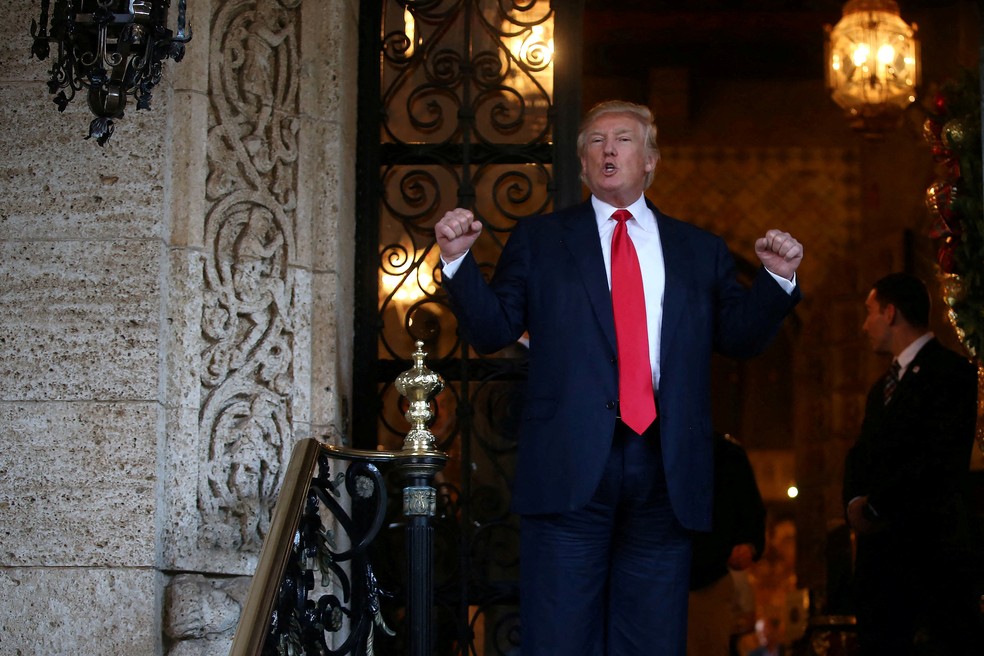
[435,100,803,655]
[843,272,981,655]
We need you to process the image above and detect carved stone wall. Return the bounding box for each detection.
[164,0,360,652]
[199,0,303,560]
[0,0,359,653]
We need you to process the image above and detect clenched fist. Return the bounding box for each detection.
[754,229,803,281]
[435,208,483,263]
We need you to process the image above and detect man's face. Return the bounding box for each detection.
[862,289,893,355]
[579,112,656,208]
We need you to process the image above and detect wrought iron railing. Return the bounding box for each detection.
[230,342,448,656]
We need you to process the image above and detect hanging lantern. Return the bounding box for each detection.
[825,0,920,139]
[30,0,192,146]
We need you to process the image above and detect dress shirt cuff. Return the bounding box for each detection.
[766,269,797,294]
[440,253,467,278]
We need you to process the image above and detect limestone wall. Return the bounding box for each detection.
[0,0,359,653]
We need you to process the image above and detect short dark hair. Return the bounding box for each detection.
[871,272,930,329]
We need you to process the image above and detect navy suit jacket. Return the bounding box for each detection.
[443,199,800,530]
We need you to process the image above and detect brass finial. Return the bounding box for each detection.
[394,341,445,454]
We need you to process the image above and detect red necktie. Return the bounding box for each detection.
[610,209,657,435]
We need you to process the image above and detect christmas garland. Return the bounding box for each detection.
[923,68,984,358]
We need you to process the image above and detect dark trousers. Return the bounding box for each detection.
[519,421,692,655]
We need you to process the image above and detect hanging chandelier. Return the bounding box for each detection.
[825,0,920,139]
[30,0,192,146]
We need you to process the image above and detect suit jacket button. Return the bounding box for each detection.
[606,401,616,410]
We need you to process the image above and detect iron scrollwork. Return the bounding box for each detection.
[265,452,394,656]
[357,2,558,652]
[234,342,449,655]
[30,0,192,144]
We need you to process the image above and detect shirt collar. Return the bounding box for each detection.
[896,332,933,376]
[591,194,655,232]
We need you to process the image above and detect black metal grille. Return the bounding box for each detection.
[354,1,582,652]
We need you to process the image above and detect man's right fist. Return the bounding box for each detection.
[435,208,483,263]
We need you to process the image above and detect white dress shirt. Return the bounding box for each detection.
[592,195,665,390]
[895,332,934,379]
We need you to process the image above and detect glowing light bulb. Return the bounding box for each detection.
[852,43,870,67]
[877,44,895,66]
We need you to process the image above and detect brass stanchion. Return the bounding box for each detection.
[394,340,448,656]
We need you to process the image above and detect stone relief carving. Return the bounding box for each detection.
[198,0,302,551]
[164,573,252,642]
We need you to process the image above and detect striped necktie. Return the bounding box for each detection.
[883,359,901,405]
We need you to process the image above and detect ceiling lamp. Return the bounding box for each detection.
[30,1,192,146]
[825,0,920,139]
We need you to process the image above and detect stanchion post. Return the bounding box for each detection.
[394,341,449,656]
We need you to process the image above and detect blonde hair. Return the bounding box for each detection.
[577,100,661,188]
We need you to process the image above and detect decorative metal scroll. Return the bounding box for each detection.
[373,0,556,365]
[29,0,192,144]
[355,1,564,653]
[368,375,525,655]
[233,342,449,655]
[266,451,393,656]
[229,439,400,656]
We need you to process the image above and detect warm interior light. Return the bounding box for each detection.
[825,0,920,138]
[852,43,870,67]
[787,485,799,499]
[519,25,554,68]
[501,8,555,100]
[379,243,438,314]
[876,43,895,65]
[403,7,416,58]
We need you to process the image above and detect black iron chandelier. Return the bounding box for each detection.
[30,0,192,146]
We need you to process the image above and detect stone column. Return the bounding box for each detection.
[0,0,359,654]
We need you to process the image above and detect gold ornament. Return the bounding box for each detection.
[939,272,966,307]
[942,118,968,150]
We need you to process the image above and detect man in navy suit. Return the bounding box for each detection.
[843,272,981,655]
[435,100,804,655]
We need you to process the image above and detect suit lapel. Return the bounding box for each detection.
[560,201,688,357]
[561,202,617,352]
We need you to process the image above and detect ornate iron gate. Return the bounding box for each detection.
[353,1,582,653]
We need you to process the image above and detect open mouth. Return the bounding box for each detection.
[604,162,617,174]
